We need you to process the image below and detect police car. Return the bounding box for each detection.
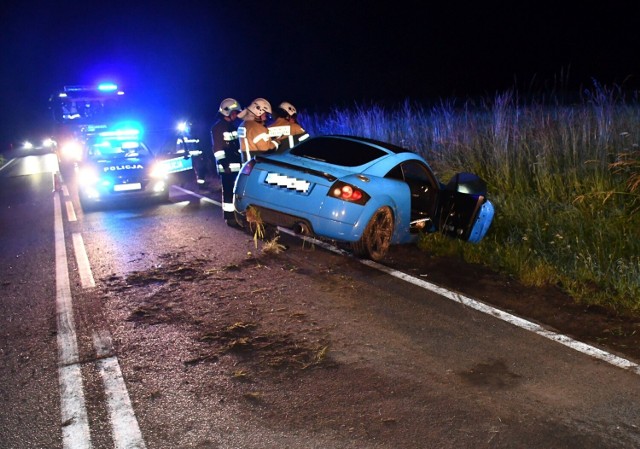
[75,127,171,210]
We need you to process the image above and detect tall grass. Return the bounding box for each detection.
[302,82,640,315]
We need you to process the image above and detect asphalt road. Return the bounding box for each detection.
[1,150,640,448]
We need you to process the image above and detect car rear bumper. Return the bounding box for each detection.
[235,202,363,242]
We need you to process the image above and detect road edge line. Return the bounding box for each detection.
[279,228,640,376]
[54,193,93,448]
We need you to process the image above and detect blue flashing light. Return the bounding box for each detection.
[99,129,140,138]
[97,121,144,140]
[121,141,140,149]
[98,83,118,92]
[177,121,189,133]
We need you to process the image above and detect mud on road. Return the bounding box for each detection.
[94,231,640,448]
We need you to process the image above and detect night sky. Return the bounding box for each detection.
[1,1,639,144]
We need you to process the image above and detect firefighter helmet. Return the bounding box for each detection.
[219,98,242,117]
[247,98,272,117]
[279,101,297,117]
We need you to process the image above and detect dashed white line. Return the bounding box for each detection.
[93,331,147,449]
[54,193,93,449]
[66,200,77,222]
[72,233,95,288]
[57,187,147,448]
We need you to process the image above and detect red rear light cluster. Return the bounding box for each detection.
[328,181,370,205]
[334,184,362,201]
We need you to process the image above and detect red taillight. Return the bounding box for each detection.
[328,181,370,205]
[240,159,256,175]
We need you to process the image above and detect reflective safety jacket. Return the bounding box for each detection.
[211,117,242,175]
[237,120,278,163]
[268,117,310,150]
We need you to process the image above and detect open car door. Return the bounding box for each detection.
[437,172,495,243]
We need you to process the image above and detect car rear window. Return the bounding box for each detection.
[290,136,389,167]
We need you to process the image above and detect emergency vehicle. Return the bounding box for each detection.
[48,83,130,169]
[75,125,171,210]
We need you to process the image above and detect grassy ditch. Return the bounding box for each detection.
[303,82,640,315]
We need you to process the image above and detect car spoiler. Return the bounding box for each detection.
[255,155,337,182]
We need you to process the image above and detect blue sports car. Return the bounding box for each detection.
[233,135,494,261]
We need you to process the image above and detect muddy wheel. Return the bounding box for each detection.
[351,207,393,261]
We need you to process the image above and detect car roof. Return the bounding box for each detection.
[319,135,410,154]
[288,135,411,168]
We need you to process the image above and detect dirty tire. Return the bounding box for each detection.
[351,206,393,261]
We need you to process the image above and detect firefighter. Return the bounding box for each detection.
[237,98,279,164]
[176,120,207,189]
[268,101,310,150]
[211,98,243,226]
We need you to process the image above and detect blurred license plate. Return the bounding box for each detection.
[114,183,142,191]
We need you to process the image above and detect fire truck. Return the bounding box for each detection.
[48,83,131,170]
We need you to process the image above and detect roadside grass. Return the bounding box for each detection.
[303,81,640,316]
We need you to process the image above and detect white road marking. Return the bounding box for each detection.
[72,233,95,288]
[57,184,147,448]
[277,227,640,376]
[172,185,221,206]
[93,331,147,449]
[66,200,77,222]
[54,194,93,448]
[66,200,146,447]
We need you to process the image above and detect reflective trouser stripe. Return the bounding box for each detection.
[222,201,235,212]
[217,163,242,172]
